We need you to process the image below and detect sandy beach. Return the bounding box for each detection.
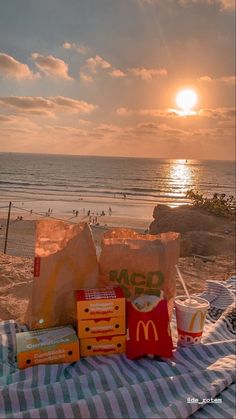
[0,210,151,258]
[0,204,235,323]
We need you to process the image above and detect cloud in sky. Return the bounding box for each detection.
[86,55,111,73]
[31,53,72,80]
[220,0,235,9]
[116,107,134,116]
[200,75,236,85]
[80,54,112,82]
[109,69,126,78]
[138,0,235,11]
[79,71,93,83]
[0,0,234,159]
[179,0,235,10]
[116,107,174,118]
[0,52,38,80]
[0,96,97,116]
[129,67,167,81]
[63,42,88,54]
[199,107,236,120]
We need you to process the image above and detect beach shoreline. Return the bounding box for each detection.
[0,203,235,323]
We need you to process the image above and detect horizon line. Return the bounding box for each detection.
[0,151,235,162]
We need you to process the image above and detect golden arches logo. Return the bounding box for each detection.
[189,310,207,331]
[136,320,158,342]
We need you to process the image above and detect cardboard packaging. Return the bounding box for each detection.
[78,316,125,338]
[76,287,125,320]
[80,335,126,357]
[16,326,80,369]
[126,299,173,359]
[77,287,126,357]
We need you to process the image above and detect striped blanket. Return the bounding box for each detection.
[0,277,235,419]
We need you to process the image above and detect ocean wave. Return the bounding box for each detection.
[0,155,234,211]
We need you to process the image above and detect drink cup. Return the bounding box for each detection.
[174,295,210,346]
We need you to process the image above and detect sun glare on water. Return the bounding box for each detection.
[175,89,198,116]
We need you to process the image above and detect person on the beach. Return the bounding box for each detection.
[109,207,112,215]
[75,210,79,217]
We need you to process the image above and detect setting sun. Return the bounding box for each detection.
[176,89,197,112]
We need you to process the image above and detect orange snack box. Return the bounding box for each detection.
[76,287,125,320]
[78,316,125,338]
[80,335,126,357]
[16,326,80,369]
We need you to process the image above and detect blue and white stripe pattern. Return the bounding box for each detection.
[0,277,235,418]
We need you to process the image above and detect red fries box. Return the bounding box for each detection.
[126,298,173,359]
[76,286,126,357]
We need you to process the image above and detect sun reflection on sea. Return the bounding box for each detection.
[169,160,193,197]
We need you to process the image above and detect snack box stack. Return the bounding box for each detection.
[16,326,80,369]
[76,287,126,357]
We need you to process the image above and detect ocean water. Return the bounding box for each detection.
[0,153,235,220]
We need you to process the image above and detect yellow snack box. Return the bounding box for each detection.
[80,335,126,357]
[76,287,125,320]
[16,326,80,369]
[78,316,125,338]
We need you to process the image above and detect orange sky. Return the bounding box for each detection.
[0,0,235,159]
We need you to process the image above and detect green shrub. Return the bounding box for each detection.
[186,190,236,218]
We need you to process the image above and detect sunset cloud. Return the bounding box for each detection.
[31,53,72,80]
[199,107,236,120]
[177,0,235,11]
[45,124,87,137]
[0,1,234,159]
[62,42,88,54]
[116,107,172,118]
[115,105,236,132]
[0,113,39,128]
[129,67,167,81]
[116,107,134,116]
[0,52,38,80]
[86,55,111,73]
[89,123,121,140]
[79,55,112,82]
[0,96,97,116]
[220,0,235,9]
[109,69,126,78]
[0,114,17,123]
[220,76,236,84]
[200,75,236,84]
[137,0,235,11]
[79,71,93,83]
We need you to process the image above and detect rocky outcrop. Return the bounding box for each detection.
[149,204,235,257]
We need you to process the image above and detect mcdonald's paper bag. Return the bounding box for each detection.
[126,298,173,359]
[98,229,180,314]
[25,220,98,330]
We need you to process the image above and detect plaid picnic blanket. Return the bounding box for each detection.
[0,277,235,419]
